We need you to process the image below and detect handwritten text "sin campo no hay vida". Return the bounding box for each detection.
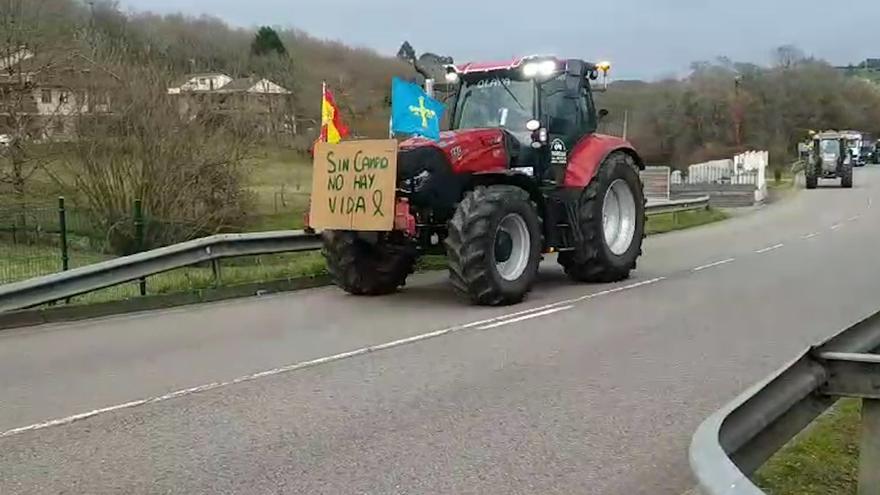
[324,150,391,217]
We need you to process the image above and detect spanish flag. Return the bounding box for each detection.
[320,82,349,144]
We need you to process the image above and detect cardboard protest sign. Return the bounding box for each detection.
[309,139,398,231]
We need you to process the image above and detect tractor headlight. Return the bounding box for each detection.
[522,63,539,78]
[444,65,459,84]
[538,60,556,76]
[522,60,557,78]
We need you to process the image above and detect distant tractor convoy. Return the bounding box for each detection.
[319,56,647,305]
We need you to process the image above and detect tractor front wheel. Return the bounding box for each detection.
[322,231,416,295]
[841,161,853,189]
[559,152,646,283]
[805,162,818,189]
[446,185,542,306]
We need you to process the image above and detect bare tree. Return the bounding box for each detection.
[63,41,258,254]
[774,44,806,69]
[0,0,81,229]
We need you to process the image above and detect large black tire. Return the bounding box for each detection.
[805,158,818,189]
[841,161,853,188]
[322,231,416,296]
[445,185,542,306]
[805,174,818,189]
[558,152,646,283]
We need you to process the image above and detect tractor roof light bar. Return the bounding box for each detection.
[444,56,613,90]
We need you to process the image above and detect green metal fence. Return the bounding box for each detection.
[0,198,112,286]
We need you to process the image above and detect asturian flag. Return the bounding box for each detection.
[391,77,445,141]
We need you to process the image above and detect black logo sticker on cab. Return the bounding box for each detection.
[550,138,567,165]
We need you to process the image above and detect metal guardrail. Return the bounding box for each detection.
[0,197,710,314]
[690,310,880,494]
[0,230,322,313]
[646,196,710,215]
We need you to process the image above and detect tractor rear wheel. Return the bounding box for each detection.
[446,185,542,306]
[322,231,416,295]
[558,152,646,283]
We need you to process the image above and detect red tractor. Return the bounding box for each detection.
[322,56,646,305]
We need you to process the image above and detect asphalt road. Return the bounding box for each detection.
[2,169,880,494]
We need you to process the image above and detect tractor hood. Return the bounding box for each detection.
[396,128,514,213]
[399,128,511,175]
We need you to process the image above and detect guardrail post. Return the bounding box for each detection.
[58,197,69,272]
[133,199,146,296]
[211,259,222,287]
[58,197,70,305]
[859,399,880,495]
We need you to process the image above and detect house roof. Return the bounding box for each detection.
[170,72,230,88]
[217,78,258,92]
[215,77,290,94]
[0,47,120,88]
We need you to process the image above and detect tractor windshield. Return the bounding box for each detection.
[820,139,840,156]
[453,76,535,137]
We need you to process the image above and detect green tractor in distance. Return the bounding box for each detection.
[806,130,853,189]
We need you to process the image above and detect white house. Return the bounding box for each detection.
[167,73,234,94]
[167,74,290,95]
[1,47,117,140]
[167,73,295,134]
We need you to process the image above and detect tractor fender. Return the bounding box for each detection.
[470,171,545,211]
[563,134,644,188]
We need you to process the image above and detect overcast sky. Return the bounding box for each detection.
[120,0,880,80]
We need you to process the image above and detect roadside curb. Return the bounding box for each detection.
[0,275,331,331]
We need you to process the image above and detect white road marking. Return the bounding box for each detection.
[802,232,819,240]
[755,243,784,254]
[477,305,573,330]
[848,215,861,222]
[0,277,666,439]
[692,258,735,272]
[831,223,843,230]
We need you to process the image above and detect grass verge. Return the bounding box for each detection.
[645,207,728,235]
[753,399,860,495]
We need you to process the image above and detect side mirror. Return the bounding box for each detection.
[598,109,610,120]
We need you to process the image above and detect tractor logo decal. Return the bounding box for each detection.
[450,145,463,161]
[550,138,568,165]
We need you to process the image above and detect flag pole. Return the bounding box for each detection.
[389,78,394,139]
[320,81,326,143]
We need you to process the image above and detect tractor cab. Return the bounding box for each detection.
[806,130,853,188]
[813,131,848,171]
[443,56,610,183]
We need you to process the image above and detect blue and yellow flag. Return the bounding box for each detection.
[391,77,445,140]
